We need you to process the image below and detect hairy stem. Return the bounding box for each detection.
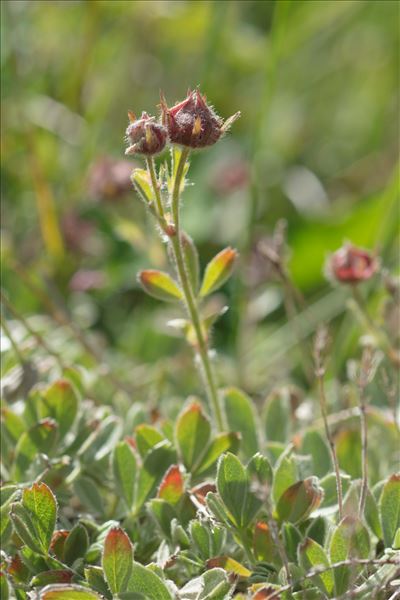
[147,149,225,431]
[314,330,344,520]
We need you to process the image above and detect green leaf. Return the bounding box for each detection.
[102,527,133,595]
[301,430,331,477]
[135,425,165,458]
[22,482,57,554]
[222,387,259,459]
[126,562,173,599]
[181,232,200,293]
[73,476,104,516]
[13,419,58,481]
[272,452,297,504]
[336,429,362,479]
[135,441,176,511]
[78,416,122,464]
[131,168,154,204]
[194,432,240,476]
[263,388,291,443]
[0,572,9,600]
[40,379,79,438]
[138,270,183,302]
[306,516,328,547]
[276,477,324,524]
[1,407,25,445]
[329,516,370,596]
[282,522,302,562]
[199,247,238,297]
[298,537,334,596]
[84,566,111,599]
[64,524,89,566]
[320,472,351,508]
[147,498,176,537]
[379,473,400,547]
[112,441,137,510]
[216,453,261,529]
[39,584,102,599]
[343,480,382,539]
[247,453,273,488]
[175,401,211,471]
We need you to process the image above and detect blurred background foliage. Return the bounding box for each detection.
[1,0,399,403]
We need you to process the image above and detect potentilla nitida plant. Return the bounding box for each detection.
[125,89,240,430]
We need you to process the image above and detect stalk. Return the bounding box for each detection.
[146,149,225,431]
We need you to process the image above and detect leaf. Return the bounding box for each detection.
[157,465,184,505]
[272,452,297,504]
[189,520,213,560]
[21,482,57,554]
[135,425,165,457]
[40,380,79,438]
[343,480,382,539]
[206,556,251,577]
[298,537,333,595]
[84,566,111,599]
[39,584,102,599]
[73,476,104,516]
[126,562,173,599]
[282,522,302,562]
[64,524,89,566]
[194,432,240,476]
[222,387,259,459]
[263,388,292,444]
[199,247,238,297]
[112,441,137,510]
[329,516,370,596]
[0,572,9,600]
[276,477,324,524]
[336,429,362,479]
[175,401,211,471]
[135,441,176,511]
[254,521,279,564]
[181,232,200,293]
[102,527,133,595]
[147,499,176,537]
[247,453,273,488]
[301,430,331,478]
[31,570,73,587]
[78,416,122,464]
[216,453,261,529]
[131,168,154,204]
[379,473,400,547]
[13,419,58,481]
[138,270,183,302]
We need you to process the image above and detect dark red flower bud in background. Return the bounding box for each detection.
[160,89,240,149]
[328,243,378,284]
[125,111,167,156]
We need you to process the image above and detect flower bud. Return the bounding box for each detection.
[160,89,240,149]
[327,243,378,284]
[125,111,167,156]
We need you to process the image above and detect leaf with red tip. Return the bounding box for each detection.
[157,465,184,505]
[200,247,238,297]
[138,270,183,302]
[175,401,211,471]
[31,570,73,587]
[102,527,133,595]
[253,522,277,564]
[298,537,333,595]
[39,585,101,599]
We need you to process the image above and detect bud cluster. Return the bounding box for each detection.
[125,89,240,156]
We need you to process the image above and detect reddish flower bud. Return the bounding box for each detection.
[125,111,167,156]
[160,88,240,149]
[327,243,378,284]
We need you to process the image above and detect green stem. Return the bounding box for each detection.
[169,149,225,431]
